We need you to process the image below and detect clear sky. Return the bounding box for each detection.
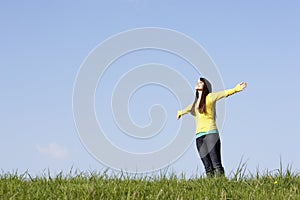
[1,0,299,177]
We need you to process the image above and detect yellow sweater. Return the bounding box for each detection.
[178,84,242,134]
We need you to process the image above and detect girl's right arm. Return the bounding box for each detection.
[177,104,193,119]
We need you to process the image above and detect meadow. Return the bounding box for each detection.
[1,164,299,199]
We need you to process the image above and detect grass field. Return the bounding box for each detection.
[1,165,299,199]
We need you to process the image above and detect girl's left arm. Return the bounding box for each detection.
[211,82,247,101]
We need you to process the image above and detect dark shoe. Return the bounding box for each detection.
[206,169,215,178]
[215,167,225,177]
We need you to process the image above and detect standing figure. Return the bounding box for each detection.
[177,78,247,177]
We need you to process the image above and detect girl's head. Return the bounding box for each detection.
[198,77,212,93]
[191,77,212,116]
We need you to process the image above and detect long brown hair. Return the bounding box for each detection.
[191,77,212,116]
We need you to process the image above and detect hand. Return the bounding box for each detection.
[239,82,247,90]
[176,112,181,120]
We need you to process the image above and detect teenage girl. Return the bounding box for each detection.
[177,78,247,176]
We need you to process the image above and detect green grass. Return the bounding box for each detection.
[1,166,299,200]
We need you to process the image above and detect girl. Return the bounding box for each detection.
[177,78,247,177]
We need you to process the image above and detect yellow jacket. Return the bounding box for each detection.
[177,84,242,133]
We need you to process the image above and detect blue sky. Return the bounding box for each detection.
[1,0,300,177]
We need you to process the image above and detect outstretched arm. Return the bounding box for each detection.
[225,82,247,96]
[177,104,193,120]
[211,82,247,101]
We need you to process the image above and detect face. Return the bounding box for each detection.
[195,79,204,90]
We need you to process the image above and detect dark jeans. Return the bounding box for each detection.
[196,133,225,176]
